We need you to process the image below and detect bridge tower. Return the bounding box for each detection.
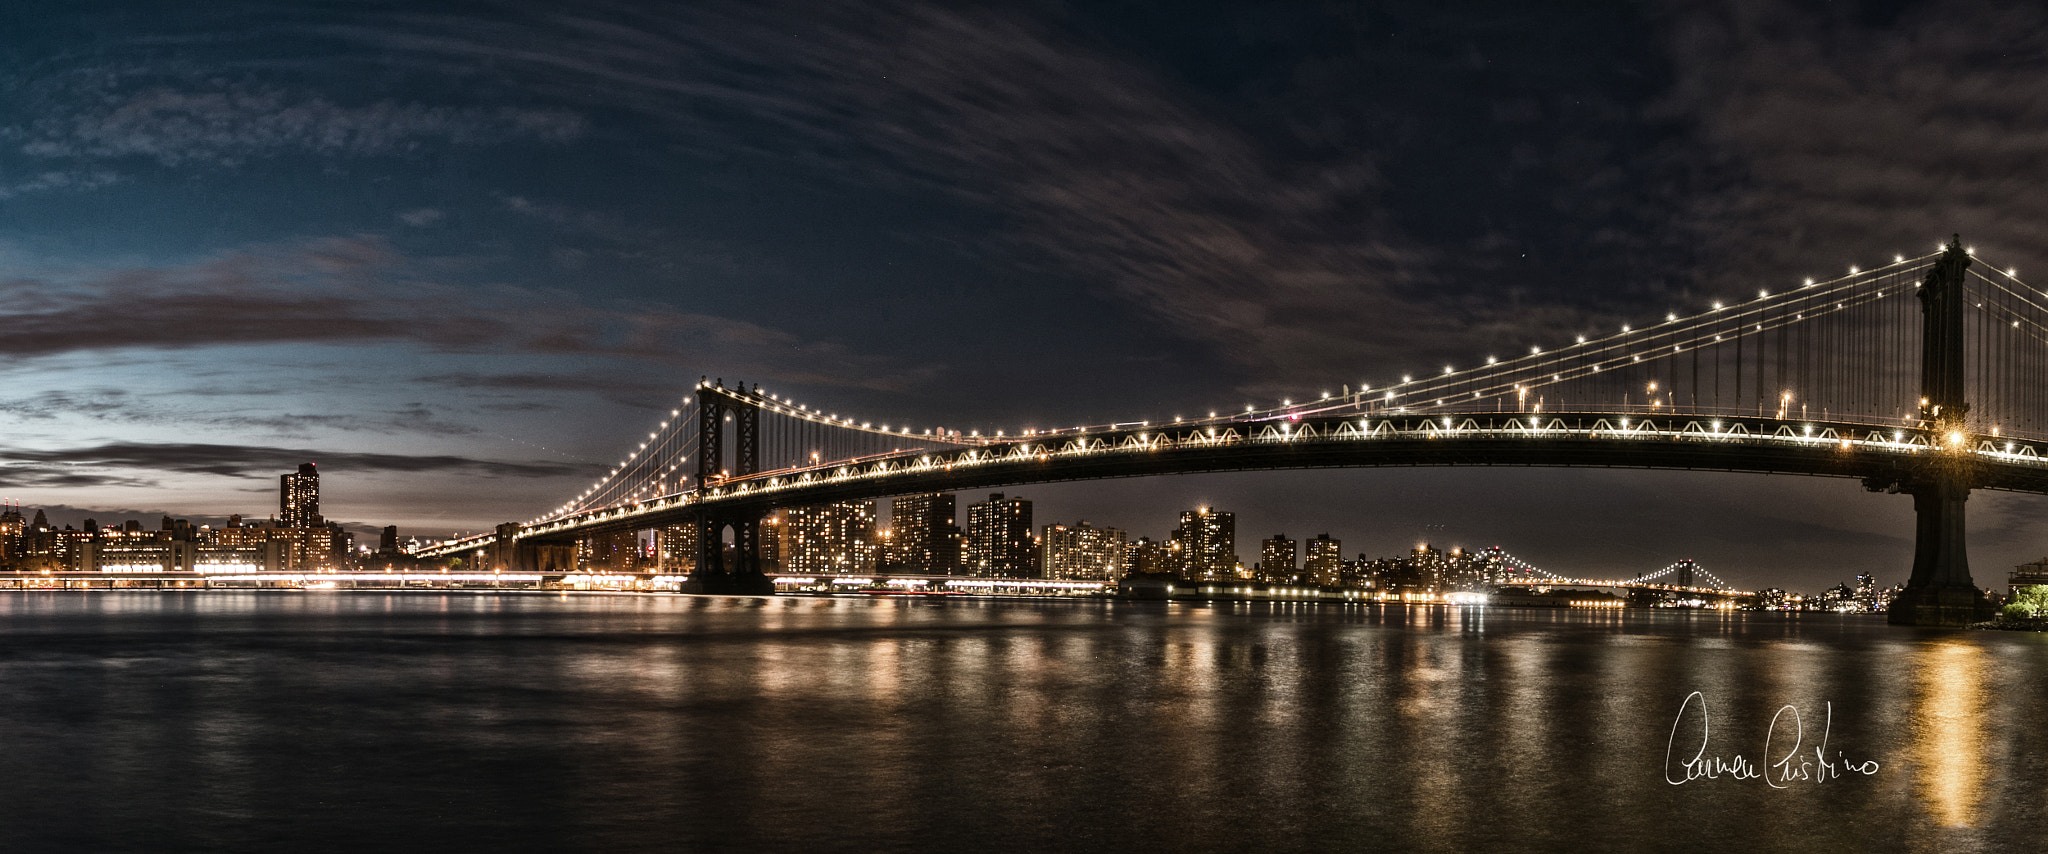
[1879,237,1993,626]
[686,379,774,595]
[1674,560,1696,590]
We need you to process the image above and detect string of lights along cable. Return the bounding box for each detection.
[444,242,2048,560]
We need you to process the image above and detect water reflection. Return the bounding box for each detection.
[0,593,2043,852]
[1912,639,1987,828]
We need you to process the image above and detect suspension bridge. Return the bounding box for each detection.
[426,237,2048,625]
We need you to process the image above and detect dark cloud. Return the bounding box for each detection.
[0,441,589,482]
[1656,0,2048,287]
[0,234,936,392]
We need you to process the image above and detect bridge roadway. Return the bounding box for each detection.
[425,410,2048,555]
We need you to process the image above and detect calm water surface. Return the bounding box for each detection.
[0,591,2042,853]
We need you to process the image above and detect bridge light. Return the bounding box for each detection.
[1486,356,1497,365]
[1444,365,1454,374]
[1665,312,1676,322]
[1759,289,1769,298]
[1576,335,1586,344]
[1620,325,1629,333]
[1401,375,1411,383]
[1712,301,1722,310]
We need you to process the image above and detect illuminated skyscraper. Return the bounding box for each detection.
[1305,534,1342,586]
[891,493,963,575]
[966,493,1035,577]
[657,524,699,573]
[1041,521,1126,581]
[1173,507,1238,580]
[0,503,22,562]
[1261,534,1298,582]
[1124,537,1174,576]
[279,463,319,528]
[782,501,878,574]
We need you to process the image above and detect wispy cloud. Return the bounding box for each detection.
[0,441,588,484]
[323,2,1468,385]
[398,207,446,227]
[0,169,120,199]
[18,85,586,166]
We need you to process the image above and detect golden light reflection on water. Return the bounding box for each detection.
[1912,639,1987,827]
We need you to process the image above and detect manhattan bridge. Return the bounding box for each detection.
[425,238,2048,625]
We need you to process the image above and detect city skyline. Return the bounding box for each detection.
[7,2,2048,591]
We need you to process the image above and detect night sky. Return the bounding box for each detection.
[5,0,2048,592]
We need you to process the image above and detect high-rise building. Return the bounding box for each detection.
[891,493,963,575]
[280,463,320,527]
[1124,536,1178,577]
[0,503,22,563]
[781,501,878,574]
[658,524,700,574]
[1261,534,1298,583]
[1041,521,1127,581]
[1303,534,1342,586]
[578,529,642,571]
[1173,507,1238,580]
[966,493,1036,577]
[378,525,399,555]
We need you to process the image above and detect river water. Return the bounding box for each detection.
[0,591,2040,853]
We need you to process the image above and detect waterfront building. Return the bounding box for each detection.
[578,529,643,571]
[209,517,350,572]
[2012,557,2048,594]
[967,493,1035,577]
[658,524,699,573]
[1305,534,1343,587]
[892,493,964,575]
[1260,534,1297,583]
[1173,507,1238,581]
[1477,546,1509,583]
[1124,537,1174,577]
[781,501,878,574]
[1041,521,1127,581]
[0,503,22,562]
